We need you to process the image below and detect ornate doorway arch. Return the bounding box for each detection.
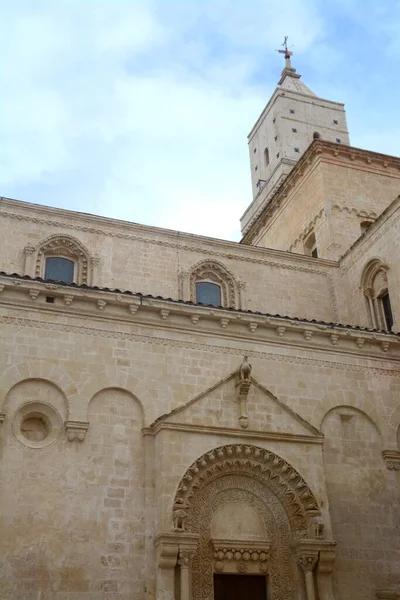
[171,444,327,600]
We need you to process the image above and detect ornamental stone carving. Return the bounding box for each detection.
[212,539,270,574]
[181,259,241,308]
[382,450,400,470]
[65,420,89,442]
[173,444,320,535]
[24,234,96,285]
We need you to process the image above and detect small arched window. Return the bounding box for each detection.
[44,257,75,283]
[313,132,321,140]
[362,259,393,331]
[196,282,222,306]
[304,232,318,258]
[264,148,269,167]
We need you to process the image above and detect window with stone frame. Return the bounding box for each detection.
[44,256,75,283]
[24,234,95,286]
[195,281,222,306]
[362,259,393,331]
[182,260,241,309]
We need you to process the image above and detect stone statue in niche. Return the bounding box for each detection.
[173,508,188,531]
[239,356,252,381]
[311,516,324,539]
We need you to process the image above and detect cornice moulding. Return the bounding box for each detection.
[142,421,325,444]
[1,275,399,359]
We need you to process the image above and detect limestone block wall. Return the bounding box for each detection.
[0,198,339,323]
[1,294,399,598]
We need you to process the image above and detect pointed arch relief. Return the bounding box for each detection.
[24,233,98,285]
[180,259,244,309]
[173,444,320,536]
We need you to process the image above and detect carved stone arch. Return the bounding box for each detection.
[181,259,243,308]
[173,444,320,535]
[173,444,320,600]
[24,233,97,285]
[0,360,78,416]
[361,257,389,297]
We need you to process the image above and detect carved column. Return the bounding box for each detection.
[178,549,192,600]
[154,532,199,600]
[295,539,337,600]
[316,545,336,600]
[298,554,318,600]
[23,244,36,277]
[154,535,178,600]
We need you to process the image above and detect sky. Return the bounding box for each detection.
[2,0,400,242]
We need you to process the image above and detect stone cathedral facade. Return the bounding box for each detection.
[0,55,400,600]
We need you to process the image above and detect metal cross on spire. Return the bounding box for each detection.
[276,36,294,69]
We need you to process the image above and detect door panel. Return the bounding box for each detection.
[213,574,267,600]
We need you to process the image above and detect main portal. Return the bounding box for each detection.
[213,574,267,600]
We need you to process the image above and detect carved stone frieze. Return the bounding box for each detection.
[212,539,270,574]
[65,420,89,442]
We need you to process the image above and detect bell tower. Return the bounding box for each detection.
[241,40,350,235]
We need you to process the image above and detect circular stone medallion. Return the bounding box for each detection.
[12,402,62,448]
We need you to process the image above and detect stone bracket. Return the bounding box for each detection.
[0,412,5,426]
[382,450,400,470]
[65,420,90,442]
[155,532,199,569]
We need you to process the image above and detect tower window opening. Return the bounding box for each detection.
[264,148,269,166]
[313,132,321,140]
[304,232,318,258]
[254,165,258,171]
[276,152,280,159]
[273,117,276,123]
[381,292,394,331]
[294,147,300,153]
[292,128,297,133]
[253,148,257,153]
[274,135,278,141]
[333,119,338,124]
[336,138,341,143]
[290,109,295,114]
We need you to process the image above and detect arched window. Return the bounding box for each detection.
[362,259,393,331]
[264,148,269,167]
[44,257,74,283]
[182,260,241,309]
[195,282,221,306]
[24,234,95,285]
[304,232,318,258]
[313,132,321,140]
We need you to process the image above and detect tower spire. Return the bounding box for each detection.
[276,35,301,84]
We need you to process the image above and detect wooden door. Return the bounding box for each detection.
[213,574,267,600]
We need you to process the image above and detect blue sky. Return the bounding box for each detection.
[2,0,400,241]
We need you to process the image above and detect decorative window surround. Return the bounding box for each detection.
[65,420,90,442]
[180,260,244,309]
[24,234,98,286]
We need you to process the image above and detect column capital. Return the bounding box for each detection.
[293,539,337,572]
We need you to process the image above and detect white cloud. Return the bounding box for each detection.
[1,0,399,242]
